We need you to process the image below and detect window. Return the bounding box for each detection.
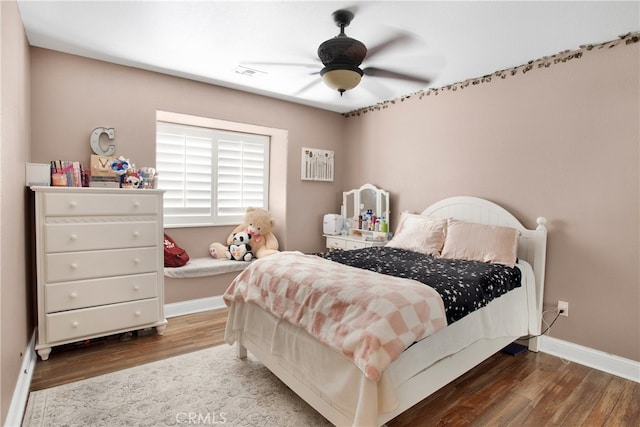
[156,118,270,227]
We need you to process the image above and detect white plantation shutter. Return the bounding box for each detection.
[217,133,268,216]
[157,122,269,227]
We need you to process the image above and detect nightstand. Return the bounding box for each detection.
[324,233,387,251]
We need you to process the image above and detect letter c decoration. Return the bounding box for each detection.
[90,127,116,156]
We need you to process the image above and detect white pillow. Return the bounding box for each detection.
[439,219,520,267]
[386,212,447,256]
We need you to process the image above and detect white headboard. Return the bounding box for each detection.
[422,196,547,345]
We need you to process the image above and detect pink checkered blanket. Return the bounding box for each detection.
[223,251,447,381]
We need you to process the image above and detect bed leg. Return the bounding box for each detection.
[528,336,540,352]
[236,343,247,359]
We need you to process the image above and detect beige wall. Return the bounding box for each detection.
[1,1,32,423]
[29,48,346,253]
[29,48,346,304]
[343,42,640,362]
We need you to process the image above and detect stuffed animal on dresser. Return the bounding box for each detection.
[209,207,279,259]
[226,231,253,261]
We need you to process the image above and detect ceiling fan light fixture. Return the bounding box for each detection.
[320,67,363,95]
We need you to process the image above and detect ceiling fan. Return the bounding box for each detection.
[316,8,432,96]
[245,8,434,97]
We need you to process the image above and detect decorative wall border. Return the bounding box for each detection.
[343,32,639,118]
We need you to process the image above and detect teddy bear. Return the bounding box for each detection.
[209,207,279,259]
[226,231,253,261]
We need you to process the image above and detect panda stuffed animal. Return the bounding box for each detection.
[225,231,253,261]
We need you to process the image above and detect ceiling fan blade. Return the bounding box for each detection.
[363,67,432,85]
[365,31,413,61]
[293,78,323,96]
[241,61,320,69]
[358,78,396,100]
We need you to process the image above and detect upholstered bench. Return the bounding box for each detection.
[164,257,251,279]
[163,257,252,317]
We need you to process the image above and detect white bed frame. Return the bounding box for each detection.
[231,196,547,426]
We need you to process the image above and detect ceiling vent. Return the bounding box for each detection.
[234,65,267,77]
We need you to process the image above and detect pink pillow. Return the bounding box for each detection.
[440,219,520,267]
[386,212,447,256]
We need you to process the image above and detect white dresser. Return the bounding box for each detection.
[31,186,167,360]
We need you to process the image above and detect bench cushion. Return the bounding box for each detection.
[164,257,251,279]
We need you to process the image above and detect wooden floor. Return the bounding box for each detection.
[31,309,639,426]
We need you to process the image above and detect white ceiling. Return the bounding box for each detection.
[17,1,640,114]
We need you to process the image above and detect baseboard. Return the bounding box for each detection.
[539,335,640,383]
[4,332,37,427]
[164,296,226,318]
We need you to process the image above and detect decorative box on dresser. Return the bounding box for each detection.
[31,186,167,361]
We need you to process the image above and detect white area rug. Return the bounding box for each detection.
[23,345,331,426]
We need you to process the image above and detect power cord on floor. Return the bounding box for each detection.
[514,309,571,365]
[520,308,563,340]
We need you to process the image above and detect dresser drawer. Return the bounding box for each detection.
[46,298,160,343]
[46,247,158,283]
[45,273,158,313]
[345,240,368,250]
[326,236,346,250]
[44,192,158,216]
[45,221,158,253]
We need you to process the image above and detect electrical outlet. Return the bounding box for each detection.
[557,300,569,317]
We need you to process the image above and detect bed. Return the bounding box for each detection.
[223,196,547,426]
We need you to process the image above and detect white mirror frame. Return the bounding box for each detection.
[342,183,390,229]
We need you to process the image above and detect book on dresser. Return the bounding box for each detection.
[30,186,167,360]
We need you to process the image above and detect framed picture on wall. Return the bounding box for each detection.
[301,147,334,182]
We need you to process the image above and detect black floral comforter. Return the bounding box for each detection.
[319,246,522,324]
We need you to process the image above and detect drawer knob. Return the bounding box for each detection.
[133,231,140,238]
[69,201,77,208]
[133,202,140,208]
[70,263,78,270]
[71,321,79,328]
[69,234,78,241]
[133,285,140,291]
[133,258,141,264]
[70,292,77,299]
[134,310,141,317]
